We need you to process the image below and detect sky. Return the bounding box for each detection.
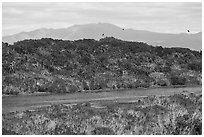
[2,2,202,36]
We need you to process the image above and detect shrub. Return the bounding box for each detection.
[2,85,20,95]
[149,72,170,86]
[186,76,201,85]
[82,81,90,90]
[2,128,18,135]
[53,124,76,135]
[68,84,79,93]
[170,76,186,85]
[46,79,67,93]
[91,127,115,135]
[172,114,202,135]
[187,62,202,72]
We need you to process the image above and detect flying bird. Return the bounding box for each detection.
[122,29,124,30]
[102,33,105,36]
[187,30,190,33]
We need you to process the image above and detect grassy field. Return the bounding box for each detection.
[2,89,202,135]
[2,86,202,113]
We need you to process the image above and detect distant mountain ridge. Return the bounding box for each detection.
[3,23,202,50]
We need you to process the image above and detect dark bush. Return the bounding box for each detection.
[82,81,90,90]
[173,114,202,135]
[91,127,115,135]
[68,85,79,93]
[53,124,76,135]
[2,128,18,135]
[46,79,67,93]
[37,87,47,92]
[191,119,202,135]
[170,76,186,85]
[187,62,202,72]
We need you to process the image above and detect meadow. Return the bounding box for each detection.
[2,87,202,135]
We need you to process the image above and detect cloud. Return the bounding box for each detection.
[2,2,202,36]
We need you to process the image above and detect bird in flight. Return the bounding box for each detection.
[187,30,190,33]
[102,33,105,36]
[122,29,124,30]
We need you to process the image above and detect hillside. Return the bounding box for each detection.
[2,37,202,95]
[3,23,202,50]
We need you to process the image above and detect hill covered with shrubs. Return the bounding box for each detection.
[2,37,202,95]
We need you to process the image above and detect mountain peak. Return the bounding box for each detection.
[70,22,121,29]
[2,23,202,50]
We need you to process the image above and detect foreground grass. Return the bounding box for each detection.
[2,92,202,135]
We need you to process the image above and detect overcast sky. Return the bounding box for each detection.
[2,2,202,36]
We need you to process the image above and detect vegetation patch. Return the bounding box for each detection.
[2,38,202,95]
[2,92,202,135]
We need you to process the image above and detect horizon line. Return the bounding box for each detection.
[3,22,202,37]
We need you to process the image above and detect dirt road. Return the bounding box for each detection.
[2,86,202,113]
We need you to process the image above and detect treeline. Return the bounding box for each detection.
[2,37,202,95]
